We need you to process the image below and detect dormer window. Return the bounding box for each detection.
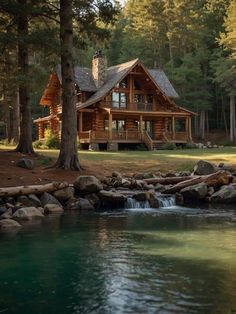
[116,78,127,89]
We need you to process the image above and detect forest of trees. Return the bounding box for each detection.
[0,0,236,165]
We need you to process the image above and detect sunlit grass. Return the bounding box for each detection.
[1,145,236,173]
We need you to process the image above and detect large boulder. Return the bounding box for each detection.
[0,219,21,231]
[85,193,101,209]
[1,208,13,219]
[40,192,62,207]
[12,207,44,220]
[28,194,41,207]
[194,160,218,175]
[16,158,34,170]
[44,204,64,214]
[99,190,127,206]
[0,206,7,216]
[180,182,208,202]
[210,185,236,203]
[74,176,103,194]
[133,191,150,202]
[65,197,94,210]
[17,195,36,207]
[53,187,75,202]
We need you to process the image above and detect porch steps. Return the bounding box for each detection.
[152,141,166,150]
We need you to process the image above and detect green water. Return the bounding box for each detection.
[1,208,236,314]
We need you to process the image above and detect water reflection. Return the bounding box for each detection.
[0,210,236,314]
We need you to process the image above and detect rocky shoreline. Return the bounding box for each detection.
[1,159,236,232]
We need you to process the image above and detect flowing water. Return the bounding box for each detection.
[1,205,236,314]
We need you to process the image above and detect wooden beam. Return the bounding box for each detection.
[79,112,83,132]
[109,112,112,140]
[172,116,175,140]
[139,115,143,134]
[79,109,94,113]
[188,116,192,140]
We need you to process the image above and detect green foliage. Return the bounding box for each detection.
[185,142,197,149]
[33,140,44,149]
[162,142,177,150]
[45,129,60,149]
[0,138,16,146]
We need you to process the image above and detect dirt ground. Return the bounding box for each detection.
[0,150,105,188]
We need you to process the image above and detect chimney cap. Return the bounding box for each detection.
[93,50,104,59]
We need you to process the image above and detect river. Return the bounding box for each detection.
[0,205,236,314]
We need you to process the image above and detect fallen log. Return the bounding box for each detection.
[163,171,230,194]
[0,181,69,197]
[144,176,193,185]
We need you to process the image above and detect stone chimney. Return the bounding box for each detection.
[92,50,107,88]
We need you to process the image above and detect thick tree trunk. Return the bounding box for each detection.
[12,91,20,143]
[229,95,236,142]
[15,0,34,154]
[54,0,80,170]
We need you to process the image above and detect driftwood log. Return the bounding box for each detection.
[163,171,231,194]
[0,181,69,197]
[144,176,193,185]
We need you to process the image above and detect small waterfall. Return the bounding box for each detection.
[155,194,176,208]
[125,197,150,209]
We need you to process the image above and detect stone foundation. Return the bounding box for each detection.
[89,143,99,151]
[107,142,118,151]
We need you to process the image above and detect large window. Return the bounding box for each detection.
[112,120,126,131]
[112,92,127,109]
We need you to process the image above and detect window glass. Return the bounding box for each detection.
[134,79,141,90]
[134,94,145,103]
[116,78,127,88]
[147,94,153,104]
[112,92,119,108]
[175,118,186,132]
[117,120,125,131]
[112,92,127,109]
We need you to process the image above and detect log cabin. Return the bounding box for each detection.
[34,51,195,150]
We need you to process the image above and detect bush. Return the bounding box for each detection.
[0,138,16,146]
[45,129,60,149]
[162,142,176,150]
[185,141,197,149]
[33,140,43,149]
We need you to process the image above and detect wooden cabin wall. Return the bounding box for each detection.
[153,118,165,140]
[126,118,138,131]
[94,111,105,131]
[82,112,93,131]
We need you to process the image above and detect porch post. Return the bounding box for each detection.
[79,112,83,133]
[188,116,192,141]
[172,116,175,140]
[109,112,113,140]
[139,115,143,140]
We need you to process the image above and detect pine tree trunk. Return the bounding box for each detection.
[2,89,11,141]
[54,0,80,170]
[12,91,20,143]
[230,95,236,142]
[15,0,34,154]
[199,110,205,140]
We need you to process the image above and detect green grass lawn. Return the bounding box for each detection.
[1,145,236,174]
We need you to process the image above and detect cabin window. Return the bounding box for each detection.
[175,118,186,132]
[134,94,145,104]
[116,78,128,89]
[112,120,126,131]
[147,94,153,104]
[112,92,127,109]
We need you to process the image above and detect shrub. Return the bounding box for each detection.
[0,138,16,146]
[162,142,176,150]
[33,140,43,149]
[45,129,60,149]
[185,141,197,149]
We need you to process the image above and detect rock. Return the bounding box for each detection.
[17,195,35,207]
[37,207,44,214]
[98,190,127,205]
[53,187,75,202]
[194,160,218,175]
[12,207,44,220]
[85,193,101,209]
[165,172,176,177]
[211,185,236,203]
[5,197,15,204]
[133,173,145,180]
[16,158,34,170]
[175,193,184,205]
[40,192,62,207]
[154,183,165,193]
[1,208,13,219]
[74,176,103,194]
[0,206,7,215]
[44,204,64,213]
[149,193,160,208]
[121,178,130,188]
[218,163,235,172]
[133,192,149,202]
[112,171,122,178]
[207,186,215,196]
[5,202,15,209]
[28,194,41,207]
[0,219,21,231]
[65,197,94,210]
[180,182,208,202]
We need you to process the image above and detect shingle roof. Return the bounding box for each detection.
[55,65,97,92]
[77,59,139,109]
[56,59,179,109]
[148,69,179,98]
